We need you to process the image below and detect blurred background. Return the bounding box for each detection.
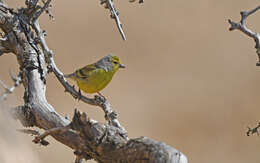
[1,0,260,162]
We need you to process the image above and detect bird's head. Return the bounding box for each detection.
[97,54,125,72]
[110,55,126,70]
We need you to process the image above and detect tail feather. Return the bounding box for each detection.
[64,73,75,79]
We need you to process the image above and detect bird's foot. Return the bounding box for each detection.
[97,92,106,100]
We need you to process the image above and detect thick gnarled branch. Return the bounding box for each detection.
[33,110,188,163]
[228,5,260,66]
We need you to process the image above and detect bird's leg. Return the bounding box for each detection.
[77,88,82,101]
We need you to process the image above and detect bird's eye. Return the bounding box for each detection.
[113,61,118,64]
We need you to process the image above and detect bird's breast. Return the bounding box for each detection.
[77,69,115,93]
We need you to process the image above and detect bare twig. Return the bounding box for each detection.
[0,72,22,101]
[17,128,40,136]
[17,129,50,146]
[33,125,70,144]
[32,0,53,21]
[247,122,260,136]
[129,0,144,3]
[107,0,126,40]
[101,0,126,40]
[228,5,260,66]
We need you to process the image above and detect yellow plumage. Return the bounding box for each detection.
[65,55,125,94]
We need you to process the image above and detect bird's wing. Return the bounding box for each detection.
[75,64,99,79]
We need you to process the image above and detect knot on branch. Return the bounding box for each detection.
[105,111,117,121]
[23,49,39,70]
[70,109,127,145]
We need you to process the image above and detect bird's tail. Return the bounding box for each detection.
[64,73,76,79]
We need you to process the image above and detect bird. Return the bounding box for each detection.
[64,54,125,95]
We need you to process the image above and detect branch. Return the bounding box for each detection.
[129,0,144,3]
[32,126,70,144]
[33,109,188,163]
[100,0,144,40]
[247,122,260,136]
[32,0,53,21]
[17,129,50,146]
[106,0,126,40]
[228,5,260,66]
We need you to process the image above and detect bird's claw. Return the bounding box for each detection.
[97,92,106,100]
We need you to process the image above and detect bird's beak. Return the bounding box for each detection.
[119,64,126,68]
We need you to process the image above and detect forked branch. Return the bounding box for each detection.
[228,5,260,66]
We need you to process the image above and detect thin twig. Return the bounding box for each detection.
[247,122,260,136]
[0,72,22,101]
[129,0,144,3]
[32,0,52,21]
[18,129,50,146]
[17,129,40,136]
[33,125,70,144]
[228,5,260,66]
[106,0,126,40]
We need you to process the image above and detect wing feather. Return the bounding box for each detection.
[75,64,98,79]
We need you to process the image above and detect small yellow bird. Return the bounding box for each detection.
[65,54,125,94]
